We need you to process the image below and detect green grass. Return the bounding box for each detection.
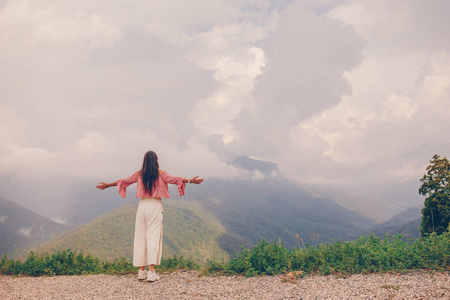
[2,232,449,277]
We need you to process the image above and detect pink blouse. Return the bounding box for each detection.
[117,170,186,199]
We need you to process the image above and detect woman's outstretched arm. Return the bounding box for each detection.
[96,181,118,190]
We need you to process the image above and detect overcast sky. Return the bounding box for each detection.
[1,0,449,222]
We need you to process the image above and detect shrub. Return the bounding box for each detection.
[0,250,196,276]
[224,240,291,277]
[207,232,450,276]
[2,233,449,277]
[157,255,200,271]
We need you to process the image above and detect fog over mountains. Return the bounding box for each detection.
[1,187,422,261]
[1,173,425,262]
[0,154,423,230]
[0,157,426,260]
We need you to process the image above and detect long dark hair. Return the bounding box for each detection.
[141,151,159,194]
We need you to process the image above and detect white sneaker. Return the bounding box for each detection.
[146,271,160,282]
[137,269,147,280]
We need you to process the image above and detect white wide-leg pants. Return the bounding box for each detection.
[133,197,163,267]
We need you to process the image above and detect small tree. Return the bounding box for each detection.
[419,154,450,235]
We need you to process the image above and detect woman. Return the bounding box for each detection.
[96,151,204,282]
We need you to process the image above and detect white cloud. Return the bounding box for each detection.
[327,1,412,42]
[0,0,123,48]
[50,217,68,225]
[176,137,249,178]
[0,104,27,145]
[188,22,267,144]
[0,215,9,223]
[17,227,32,237]
[216,1,365,161]
[279,3,450,204]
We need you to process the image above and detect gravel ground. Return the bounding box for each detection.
[1,270,449,299]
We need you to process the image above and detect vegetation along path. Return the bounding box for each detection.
[1,270,450,299]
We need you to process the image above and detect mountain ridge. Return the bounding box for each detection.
[34,199,229,263]
[0,197,68,256]
[186,178,375,247]
[346,205,422,240]
[33,177,378,261]
[6,175,426,262]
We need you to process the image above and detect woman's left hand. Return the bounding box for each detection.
[189,176,204,184]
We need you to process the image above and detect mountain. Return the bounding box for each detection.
[35,199,229,263]
[232,156,277,175]
[369,206,422,230]
[301,185,401,223]
[36,177,376,262]
[347,206,422,240]
[186,178,375,248]
[0,197,68,257]
[355,219,421,240]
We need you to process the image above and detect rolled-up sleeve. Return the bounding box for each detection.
[117,171,140,198]
[160,170,186,196]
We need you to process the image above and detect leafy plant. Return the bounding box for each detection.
[419,154,450,235]
[207,233,450,277]
[0,250,197,276]
[2,232,449,277]
[157,255,200,271]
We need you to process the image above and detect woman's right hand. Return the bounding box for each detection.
[96,182,108,190]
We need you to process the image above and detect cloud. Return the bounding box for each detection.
[253,2,364,116]
[1,0,450,218]
[278,1,450,203]
[190,44,265,144]
[0,0,241,178]
[50,217,68,225]
[327,1,412,43]
[230,3,363,158]
[0,0,123,48]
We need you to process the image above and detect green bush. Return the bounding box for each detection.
[2,232,449,277]
[207,233,450,276]
[101,257,135,275]
[0,250,105,276]
[0,250,197,276]
[224,240,290,277]
[157,255,200,271]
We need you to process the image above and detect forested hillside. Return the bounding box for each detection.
[0,197,68,256]
[33,177,378,261]
[369,206,422,230]
[346,206,422,240]
[35,199,229,263]
[186,178,374,249]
